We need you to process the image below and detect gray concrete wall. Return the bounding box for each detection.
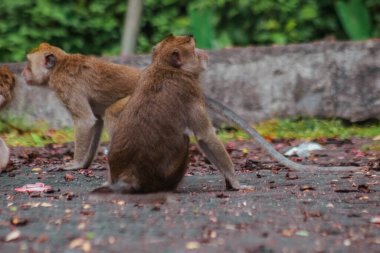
[2,40,380,128]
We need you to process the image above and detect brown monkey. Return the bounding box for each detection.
[105,35,243,193]
[0,66,16,172]
[22,43,140,170]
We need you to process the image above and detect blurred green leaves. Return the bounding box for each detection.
[0,0,379,62]
[335,0,372,40]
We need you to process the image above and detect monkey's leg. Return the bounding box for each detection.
[189,105,242,190]
[65,115,100,171]
[81,117,104,169]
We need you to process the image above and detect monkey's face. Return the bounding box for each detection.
[22,52,56,86]
[0,66,15,108]
[152,35,208,75]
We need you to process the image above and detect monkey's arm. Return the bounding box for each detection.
[189,104,241,190]
[205,96,362,172]
[65,99,103,170]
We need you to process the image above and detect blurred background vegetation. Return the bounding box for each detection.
[0,0,379,62]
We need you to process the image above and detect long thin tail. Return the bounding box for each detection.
[205,96,362,172]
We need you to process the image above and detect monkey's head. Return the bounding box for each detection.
[152,35,208,74]
[22,43,66,86]
[0,65,16,109]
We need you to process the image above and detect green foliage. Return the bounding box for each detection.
[0,0,379,62]
[1,117,379,147]
[0,116,109,147]
[255,118,380,140]
[335,0,372,40]
[0,0,126,62]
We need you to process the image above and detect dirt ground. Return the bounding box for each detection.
[0,137,379,253]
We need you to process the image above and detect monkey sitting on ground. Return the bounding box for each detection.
[104,35,244,193]
[22,43,141,171]
[0,66,16,172]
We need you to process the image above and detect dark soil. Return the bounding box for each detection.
[0,137,379,253]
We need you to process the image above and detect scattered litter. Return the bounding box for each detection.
[15,183,52,193]
[285,142,323,158]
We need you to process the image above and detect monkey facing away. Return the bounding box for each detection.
[22,43,141,170]
[105,35,243,192]
[0,66,16,172]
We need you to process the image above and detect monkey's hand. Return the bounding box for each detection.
[225,179,254,191]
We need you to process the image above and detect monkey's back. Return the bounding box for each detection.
[108,69,201,192]
[50,54,140,114]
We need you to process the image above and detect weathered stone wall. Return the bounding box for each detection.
[2,40,380,128]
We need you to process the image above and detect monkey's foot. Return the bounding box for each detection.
[239,184,255,192]
[64,161,87,171]
[91,182,138,194]
[225,178,241,191]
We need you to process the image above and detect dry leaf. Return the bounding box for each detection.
[10,216,28,226]
[5,230,20,242]
[370,216,380,224]
[69,238,91,252]
[186,241,200,250]
[41,202,52,207]
[281,228,295,237]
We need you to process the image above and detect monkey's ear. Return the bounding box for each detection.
[44,54,56,69]
[170,49,182,68]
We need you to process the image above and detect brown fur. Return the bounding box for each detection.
[0,66,15,172]
[22,43,140,170]
[106,35,241,193]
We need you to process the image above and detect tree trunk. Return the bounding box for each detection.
[121,0,143,57]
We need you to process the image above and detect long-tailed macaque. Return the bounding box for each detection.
[22,43,140,170]
[106,35,243,192]
[0,66,16,172]
[22,42,361,173]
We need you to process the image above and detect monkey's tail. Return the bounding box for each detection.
[205,96,362,172]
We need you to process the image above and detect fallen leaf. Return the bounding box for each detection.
[15,183,52,193]
[186,241,200,250]
[281,228,296,237]
[64,173,75,182]
[370,217,380,224]
[300,185,315,191]
[10,216,28,226]
[69,238,91,252]
[295,230,309,237]
[41,202,52,207]
[358,184,370,193]
[5,230,20,242]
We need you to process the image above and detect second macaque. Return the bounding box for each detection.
[0,66,16,172]
[22,43,140,170]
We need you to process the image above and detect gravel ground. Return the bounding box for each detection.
[0,137,379,253]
